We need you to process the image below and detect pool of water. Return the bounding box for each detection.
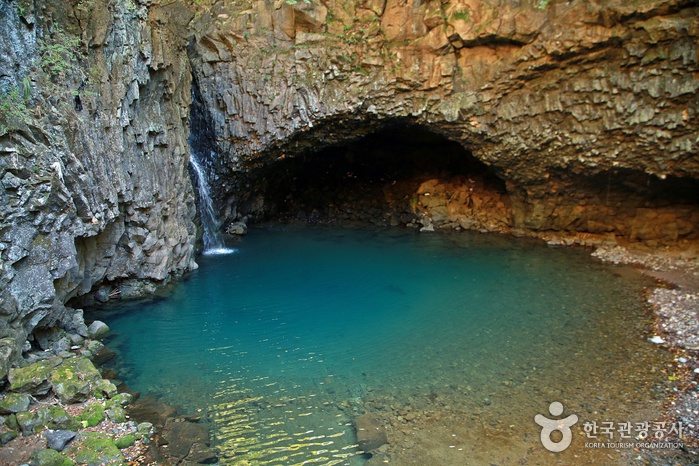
[97,225,673,465]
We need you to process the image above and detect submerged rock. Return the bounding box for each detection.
[161,418,210,462]
[354,414,388,452]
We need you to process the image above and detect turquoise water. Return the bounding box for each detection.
[99,225,669,464]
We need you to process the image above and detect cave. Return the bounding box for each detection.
[234,124,511,233]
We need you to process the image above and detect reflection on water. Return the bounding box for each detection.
[97,225,672,464]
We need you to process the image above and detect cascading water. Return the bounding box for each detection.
[189,152,236,255]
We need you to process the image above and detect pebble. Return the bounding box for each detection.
[649,336,665,344]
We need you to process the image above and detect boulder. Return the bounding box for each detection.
[29,447,75,466]
[226,221,247,235]
[87,321,109,340]
[50,358,101,403]
[354,414,388,452]
[0,393,31,414]
[68,432,124,465]
[162,418,210,461]
[8,357,62,395]
[45,429,77,452]
[186,442,218,464]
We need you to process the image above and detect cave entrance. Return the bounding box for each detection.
[244,124,511,232]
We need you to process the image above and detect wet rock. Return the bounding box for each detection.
[226,221,248,235]
[354,414,388,452]
[161,418,210,461]
[87,321,109,341]
[45,429,77,452]
[127,396,177,428]
[186,442,218,464]
[90,347,116,366]
[0,393,31,414]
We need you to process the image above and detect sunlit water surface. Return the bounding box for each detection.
[98,225,671,465]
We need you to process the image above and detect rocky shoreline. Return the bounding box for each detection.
[592,242,699,461]
[0,318,217,466]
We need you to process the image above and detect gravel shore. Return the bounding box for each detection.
[593,242,699,461]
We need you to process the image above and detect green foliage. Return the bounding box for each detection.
[38,29,81,80]
[0,86,30,135]
[536,0,551,8]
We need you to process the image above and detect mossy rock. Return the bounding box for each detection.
[8,357,61,395]
[0,393,31,414]
[5,413,19,430]
[0,429,18,445]
[105,406,126,423]
[92,379,117,399]
[41,406,80,431]
[106,393,132,408]
[76,404,105,428]
[51,358,101,403]
[68,432,124,465]
[114,433,135,449]
[30,448,76,466]
[16,408,51,435]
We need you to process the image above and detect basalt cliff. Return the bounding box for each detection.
[0,0,698,372]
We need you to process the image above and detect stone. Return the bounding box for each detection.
[34,328,68,352]
[50,358,101,403]
[105,406,126,423]
[29,448,75,466]
[45,429,77,452]
[186,442,218,464]
[0,393,31,414]
[162,418,210,461]
[16,410,47,435]
[0,429,18,445]
[226,221,247,235]
[67,432,124,465]
[76,404,105,428]
[8,357,61,395]
[0,338,17,380]
[91,347,116,365]
[86,321,109,340]
[354,414,388,452]
[93,379,118,399]
[114,433,136,449]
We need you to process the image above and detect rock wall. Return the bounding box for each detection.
[0,0,197,374]
[0,0,698,375]
[188,0,699,242]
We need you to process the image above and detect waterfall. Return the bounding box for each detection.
[189,153,235,255]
